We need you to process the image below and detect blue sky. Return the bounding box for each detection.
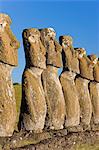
[0,0,99,83]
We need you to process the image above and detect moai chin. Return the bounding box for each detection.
[59,35,80,74]
[40,28,66,130]
[22,28,47,133]
[0,13,20,137]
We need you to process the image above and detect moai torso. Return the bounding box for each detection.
[75,77,92,129]
[0,13,20,137]
[60,71,80,128]
[59,36,80,74]
[22,28,47,133]
[40,28,66,130]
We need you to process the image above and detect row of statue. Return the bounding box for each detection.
[0,13,99,137]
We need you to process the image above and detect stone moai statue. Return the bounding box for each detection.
[22,28,47,133]
[75,48,93,130]
[40,28,66,130]
[59,36,81,132]
[88,55,99,130]
[0,13,20,137]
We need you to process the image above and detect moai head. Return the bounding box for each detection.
[76,48,86,59]
[40,28,56,46]
[22,28,46,69]
[59,35,73,49]
[40,28,62,68]
[88,54,98,66]
[0,13,20,66]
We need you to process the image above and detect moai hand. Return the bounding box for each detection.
[22,28,47,133]
[0,13,20,137]
[59,36,80,74]
[40,28,66,130]
[77,48,94,80]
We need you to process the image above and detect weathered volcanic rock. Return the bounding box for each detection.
[22,28,46,69]
[89,82,99,125]
[60,71,80,128]
[75,77,92,127]
[77,48,94,80]
[0,13,19,137]
[42,65,66,130]
[0,13,20,66]
[93,59,99,82]
[88,55,99,82]
[59,36,80,74]
[40,28,63,68]
[22,67,47,133]
[0,62,17,137]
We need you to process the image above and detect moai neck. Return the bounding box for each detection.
[29,66,43,77]
[0,62,14,77]
[46,65,59,75]
[62,71,76,81]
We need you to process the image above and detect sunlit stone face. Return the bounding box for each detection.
[89,55,98,65]
[23,28,46,69]
[77,48,86,59]
[0,14,20,66]
[40,28,56,42]
[61,36,73,48]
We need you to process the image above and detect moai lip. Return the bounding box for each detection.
[75,77,92,129]
[60,71,80,128]
[42,65,66,130]
[76,48,94,80]
[22,28,46,69]
[40,28,63,68]
[0,13,20,66]
[59,35,80,74]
